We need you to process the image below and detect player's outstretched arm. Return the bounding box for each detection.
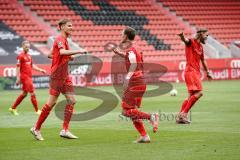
[70,52,88,59]
[201,59,213,80]
[178,32,190,46]
[112,48,125,58]
[68,50,89,61]
[60,48,87,56]
[32,64,46,74]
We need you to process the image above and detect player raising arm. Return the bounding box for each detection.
[9,41,46,115]
[30,19,86,141]
[113,27,159,143]
[176,29,213,124]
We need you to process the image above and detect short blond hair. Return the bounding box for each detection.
[22,40,30,46]
[58,19,71,30]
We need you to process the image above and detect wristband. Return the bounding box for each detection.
[125,75,131,80]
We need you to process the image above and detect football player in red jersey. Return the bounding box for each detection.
[30,19,87,141]
[9,41,46,115]
[176,29,213,124]
[112,27,159,143]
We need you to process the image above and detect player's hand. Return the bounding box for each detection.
[47,54,53,59]
[104,43,116,52]
[79,49,88,55]
[177,32,184,37]
[16,78,20,85]
[82,51,88,55]
[41,69,47,74]
[207,71,213,80]
[69,55,74,61]
[113,48,125,58]
[112,48,121,54]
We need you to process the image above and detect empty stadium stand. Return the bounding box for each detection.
[2,0,238,61]
[158,0,240,47]
[0,20,49,65]
[23,0,192,61]
[0,0,50,42]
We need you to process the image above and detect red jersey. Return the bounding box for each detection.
[125,46,144,79]
[51,35,70,80]
[17,52,33,79]
[185,39,204,73]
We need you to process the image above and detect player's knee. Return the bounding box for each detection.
[196,92,203,98]
[121,101,127,108]
[30,92,36,97]
[121,101,133,109]
[22,92,28,97]
[122,109,129,116]
[67,98,76,105]
[122,109,136,118]
[70,100,76,105]
[199,92,203,97]
[47,102,56,108]
[46,97,56,108]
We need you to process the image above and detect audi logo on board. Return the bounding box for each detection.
[230,60,240,68]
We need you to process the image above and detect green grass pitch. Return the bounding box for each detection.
[0,80,240,160]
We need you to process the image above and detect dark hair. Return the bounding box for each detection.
[197,28,208,34]
[58,19,71,29]
[124,26,136,40]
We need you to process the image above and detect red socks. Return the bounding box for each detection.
[182,95,198,113]
[12,93,38,112]
[35,104,52,130]
[132,119,147,136]
[35,103,74,131]
[180,99,188,112]
[63,104,74,131]
[123,108,151,120]
[12,94,26,109]
[31,95,38,112]
[122,101,150,136]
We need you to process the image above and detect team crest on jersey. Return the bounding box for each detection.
[58,41,63,48]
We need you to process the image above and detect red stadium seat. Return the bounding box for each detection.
[158,0,240,46]
[0,1,49,42]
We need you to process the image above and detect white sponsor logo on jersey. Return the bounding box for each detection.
[58,41,63,48]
